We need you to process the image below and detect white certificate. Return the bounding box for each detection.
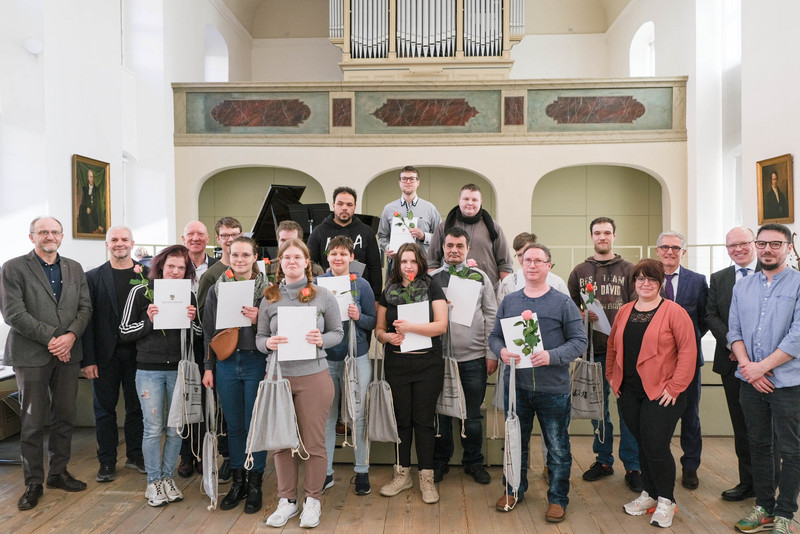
[277,306,317,361]
[316,275,353,320]
[215,280,255,329]
[153,279,192,330]
[580,293,612,336]
[389,217,418,252]
[499,313,544,369]
[444,276,482,327]
[397,301,432,352]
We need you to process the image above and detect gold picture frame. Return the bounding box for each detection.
[72,154,111,239]
[757,153,793,225]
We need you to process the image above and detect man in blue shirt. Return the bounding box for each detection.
[728,223,800,534]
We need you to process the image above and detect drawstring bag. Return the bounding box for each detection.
[341,319,364,449]
[168,330,204,453]
[435,316,466,437]
[489,359,507,439]
[501,357,522,511]
[244,355,308,469]
[570,317,605,439]
[200,386,219,510]
[364,340,400,463]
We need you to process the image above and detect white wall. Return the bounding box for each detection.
[510,34,609,79]
[251,38,344,82]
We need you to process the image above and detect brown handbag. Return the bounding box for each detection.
[209,327,239,361]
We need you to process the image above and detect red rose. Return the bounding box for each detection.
[586,282,594,292]
[407,272,416,282]
[225,269,234,279]
[393,211,400,217]
[301,287,311,297]
[350,273,357,282]
[264,257,271,265]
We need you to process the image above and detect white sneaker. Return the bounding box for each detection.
[266,498,299,528]
[650,496,677,528]
[299,496,321,528]
[145,480,168,507]
[623,490,657,516]
[162,477,183,502]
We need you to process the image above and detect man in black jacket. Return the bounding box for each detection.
[81,226,147,483]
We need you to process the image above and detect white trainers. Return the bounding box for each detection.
[162,477,183,502]
[623,490,657,516]
[299,496,322,528]
[650,496,677,528]
[266,498,299,528]
[145,480,168,507]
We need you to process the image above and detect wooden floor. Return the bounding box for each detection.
[0,429,785,533]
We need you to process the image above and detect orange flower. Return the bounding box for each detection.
[350,273,358,282]
[407,272,416,282]
[586,282,594,293]
[301,287,311,297]
[264,257,271,265]
[225,269,234,279]
[393,211,400,217]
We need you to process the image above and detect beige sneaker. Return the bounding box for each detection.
[419,469,439,504]
[380,465,412,497]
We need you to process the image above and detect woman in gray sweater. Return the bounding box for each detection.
[255,239,343,529]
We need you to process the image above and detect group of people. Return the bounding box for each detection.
[1,166,799,533]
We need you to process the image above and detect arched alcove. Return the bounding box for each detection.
[197,166,325,235]
[630,21,655,77]
[204,24,229,82]
[531,165,663,279]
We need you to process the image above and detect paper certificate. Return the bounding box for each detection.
[277,306,318,361]
[499,313,544,369]
[389,217,417,252]
[444,276,482,327]
[580,293,612,336]
[316,275,353,320]
[215,280,255,329]
[397,301,432,353]
[153,279,192,330]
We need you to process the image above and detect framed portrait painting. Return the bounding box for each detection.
[757,153,793,225]
[72,154,110,239]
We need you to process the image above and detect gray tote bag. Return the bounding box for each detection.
[570,319,605,430]
[341,319,365,448]
[365,341,401,446]
[501,357,522,510]
[435,318,467,436]
[168,331,204,437]
[201,386,219,510]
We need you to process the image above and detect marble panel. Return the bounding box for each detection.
[545,96,644,124]
[332,98,352,127]
[504,96,524,125]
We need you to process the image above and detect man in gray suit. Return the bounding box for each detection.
[0,217,92,510]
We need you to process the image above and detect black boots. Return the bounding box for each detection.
[219,468,247,510]
[244,470,263,514]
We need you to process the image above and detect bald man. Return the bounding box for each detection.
[181,221,217,291]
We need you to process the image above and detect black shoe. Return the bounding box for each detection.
[464,465,491,485]
[322,474,335,493]
[218,458,232,484]
[433,463,449,483]
[177,456,194,478]
[18,483,43,510]
[46,470,87,492]
[682,468,699,490]
[220,468,248,510]
[625,470,643,493]
[125,456,146,474]
[354,472,371,495]
[96,462,116,483]
[721,483,754,501]
[244,470,263,514]
[582,462,613,481]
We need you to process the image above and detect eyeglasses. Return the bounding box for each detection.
[754,240,789,250]
[218,232,242,240]
[35,230,62,237]
[635,276,659,285]
[399,177,418,182]
[657,245,683,253]
[726,241,753,250]
[522,259,550,267]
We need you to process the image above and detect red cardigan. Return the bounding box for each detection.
[606,299,697,401]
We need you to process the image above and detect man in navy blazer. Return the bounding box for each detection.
[706,226,759,501]
[81,226,146,483]
[656,231,709,490]
[0,217,92,510]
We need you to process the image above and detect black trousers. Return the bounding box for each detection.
[721,372,752,486]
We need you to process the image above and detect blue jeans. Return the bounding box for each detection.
[434,357,487,467]
[740,382,800,520]
[216,349,267,472]
[135,369,182,484]
[504,387,572,508]
[325,354,372,475]
[592,352,639,470]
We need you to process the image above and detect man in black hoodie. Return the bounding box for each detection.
[307,186,382,298]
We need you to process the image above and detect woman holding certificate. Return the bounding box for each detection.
[201,237,268,514]
[374,242,448,504]
[118,244,201,507]
[255,238,343,529]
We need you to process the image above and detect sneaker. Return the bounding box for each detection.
[380,465,412,497]
[433,463,449,483]
[735,506,775,533]
[772,517,797,534]
[266,498,299,528]
[582,461,613,481]
[623,491,658,516]
[125,456,146,474]
[625,470,644,493]
[299,496,321,528]
[322,474,335,493]
[96,462,116,483]
[145,480,168,507]
[218,458,231,484]
[162,477,184,502]
[419,469,439,504]
[650,497,677,528]
[464,465,491,485]
[354,472,371,495]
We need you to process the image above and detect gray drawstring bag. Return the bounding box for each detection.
[364,341,400,463]
[500,357,521,511]
[244,355,308,470]
[570,318,605,437]
[435,316,466,437]
[168,330,204,450]
[341,319,364,449]
[200,386,219,510]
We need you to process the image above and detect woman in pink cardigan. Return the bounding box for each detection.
[606,259,697,529]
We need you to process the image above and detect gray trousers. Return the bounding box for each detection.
[14,360,79,485]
